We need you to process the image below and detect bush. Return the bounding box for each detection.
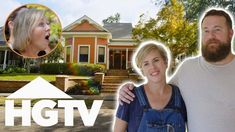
[66,78,100,95]
[30,66,40,73]
[127,67,136,74]
[1,67,27,74]
[40,63,69,74]
[0,69,4,74]
[76,64,105,76]
[40,63,105,76]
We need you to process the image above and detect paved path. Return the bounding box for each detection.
[0,107,116,132]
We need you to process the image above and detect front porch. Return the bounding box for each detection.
[0,48,23,70]
[108,48,133,69]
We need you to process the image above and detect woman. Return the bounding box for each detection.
[114,41,187,132]
[12,8,51,58]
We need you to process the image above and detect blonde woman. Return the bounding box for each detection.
[114,42,187,132]
[12,8,50,58]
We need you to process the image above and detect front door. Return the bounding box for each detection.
[114,53,121,69]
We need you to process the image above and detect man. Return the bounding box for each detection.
[118,8,235,132]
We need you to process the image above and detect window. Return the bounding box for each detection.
[98,46,105,63]
[79,46,89,63]
[66,46,71,62]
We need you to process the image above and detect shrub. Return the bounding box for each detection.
[0,69,4,74]
[40,63,105,76]
[76,64,105,76]
[40,63,69,74]
[30,66,40,73]
[1,67,27,74]
[127,67,136,74]
[66,78,100,95]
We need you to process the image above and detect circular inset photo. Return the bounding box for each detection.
[4,4,62,58]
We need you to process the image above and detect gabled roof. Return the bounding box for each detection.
[0,27,6,45]
[103,23,132,39]
[63,15,109,32]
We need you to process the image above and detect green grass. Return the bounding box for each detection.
[0,74,56,81]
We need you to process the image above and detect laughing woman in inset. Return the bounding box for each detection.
[12,8,50,58]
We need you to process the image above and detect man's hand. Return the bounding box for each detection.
[118,82,135,105]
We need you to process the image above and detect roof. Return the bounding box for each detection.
[103,23,132,39]
[63,15,109,32]
[0,27,6,45]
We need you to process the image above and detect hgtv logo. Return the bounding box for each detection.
[5,77,103,127]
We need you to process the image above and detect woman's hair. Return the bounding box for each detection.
[4,6,27,41]
[135,43,168,68]
[12,8,45,52]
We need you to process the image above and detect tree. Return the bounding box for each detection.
[102,13,120,24]
[43,43,64,63]
[181,0,235,21]
[133,0,198,64]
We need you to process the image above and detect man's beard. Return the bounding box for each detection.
[202,39,231,62]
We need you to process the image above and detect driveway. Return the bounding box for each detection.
[0,107,115,132]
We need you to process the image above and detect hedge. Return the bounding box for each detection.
[40,63,105,76]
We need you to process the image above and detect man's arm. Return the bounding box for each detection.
[118,82,135,105]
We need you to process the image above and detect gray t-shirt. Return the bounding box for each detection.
[170,56,235,132]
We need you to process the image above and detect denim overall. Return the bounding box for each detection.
[135,86,185,132]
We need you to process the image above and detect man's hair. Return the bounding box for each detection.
[202,9,232,28]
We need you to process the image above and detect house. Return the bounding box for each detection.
[0,26,22,70]
[62,15,137,70]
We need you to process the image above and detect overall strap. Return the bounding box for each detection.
[173,85,182,108]
[135,86,148,107]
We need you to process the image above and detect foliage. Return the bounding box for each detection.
[127,67,136,74]
[102,13,121,24]
[133,0,198,62]
[40,63,69,74]
[30,66,40,73]
[0,69,3,74]
[75,64,105,76]
[181,0,235,21]
[66,78,100,95]
[0,67,27,74]
[43,43,64,63]
[40,63,105,76]
[22,58,30,73]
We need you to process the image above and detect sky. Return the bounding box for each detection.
[0,0,161,28]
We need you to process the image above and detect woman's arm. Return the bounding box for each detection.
[114,118,128,132]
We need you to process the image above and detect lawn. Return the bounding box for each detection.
[0,74,56,81]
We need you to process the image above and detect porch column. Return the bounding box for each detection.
[126,48,128,69]
[94,36,97,64]
[72,37,74,63]
[107,48,109,69]
[3,50,7,70]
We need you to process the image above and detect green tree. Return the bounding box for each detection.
[23,58,31,73]
[43,43,64,63]
[181,0,235,21]
[133,0,198,63]
[102,13,120,24]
